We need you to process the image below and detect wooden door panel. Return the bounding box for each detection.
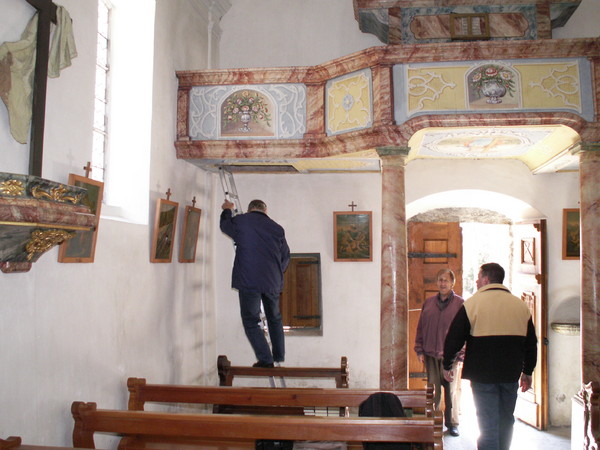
[408,309,427,389]
[512,221,548,430]
[407,222,463,388]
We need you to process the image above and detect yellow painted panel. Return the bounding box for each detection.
[327,72,372,134]
[516,63,581,111]
[404,62,582,115]
[407,66,465,114]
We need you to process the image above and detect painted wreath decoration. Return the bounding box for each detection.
[222,90,272,129]
[470,64,516,98]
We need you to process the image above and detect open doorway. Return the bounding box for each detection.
[461,222,511,297]
[408,210,548,430]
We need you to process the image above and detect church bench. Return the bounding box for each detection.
[217,355,349,388]
[0,436,95,450]
[126,377,434,417]
[71,401,443,449]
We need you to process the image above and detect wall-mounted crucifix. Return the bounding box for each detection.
[82,161,92,178]
[25,0,58,177]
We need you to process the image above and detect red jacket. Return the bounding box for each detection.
[414,291,464,360]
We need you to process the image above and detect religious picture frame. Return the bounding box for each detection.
[333,211,372,262]
[58,174,104,263]
[179,205,202,263]
[562,208,580,260]
[151,198,179,263]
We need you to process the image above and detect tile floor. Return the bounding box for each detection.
[442,381,571,450]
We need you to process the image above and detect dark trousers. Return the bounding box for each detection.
[424,355,455,426]
[471,381,519,450]
[238,289,285,364]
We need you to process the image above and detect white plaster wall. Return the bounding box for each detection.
[0,0,218,445]
[553,0,600,39]
[214,173,382,388]
[218,0,383,69]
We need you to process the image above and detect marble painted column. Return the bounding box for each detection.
[580,144,600,384]
[377,146,409,389]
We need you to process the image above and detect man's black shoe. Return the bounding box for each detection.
[448,426,460,436]
[252,361,275,368]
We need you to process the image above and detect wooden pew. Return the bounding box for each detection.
[0,438,24,450]
[127,377,434,417]
[0,436,97,450]
[217,355,349,388]
[71,401,443,449]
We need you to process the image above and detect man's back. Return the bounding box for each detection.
[445,283,537,384]
[220,209,290,294]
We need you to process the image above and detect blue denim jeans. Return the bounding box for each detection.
[470,381,519,450]
[238,290,285,364]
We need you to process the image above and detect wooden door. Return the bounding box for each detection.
[512,220,548,430]
[407,222,463,389]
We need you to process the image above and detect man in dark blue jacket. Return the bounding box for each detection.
[220,199,290,367]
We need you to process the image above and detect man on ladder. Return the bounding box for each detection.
[219,169,290,369]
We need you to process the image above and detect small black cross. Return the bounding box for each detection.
[165,188,172,201]
[348,201,357,212]
[191,196,196,208]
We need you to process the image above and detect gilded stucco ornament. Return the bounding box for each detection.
[31,184,83,204]
[25,229,75,261]
[0,179,25,196]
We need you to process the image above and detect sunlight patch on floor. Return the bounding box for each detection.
[443,380,571,450]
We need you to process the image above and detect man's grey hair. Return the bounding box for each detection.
[248,199,267,212]
[436,268,455,283]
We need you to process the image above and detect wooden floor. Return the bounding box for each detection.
[443,380,570,449]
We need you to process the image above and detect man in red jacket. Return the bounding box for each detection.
[414,268,464,437]
[443,262,537,450]
[220,199,290,368]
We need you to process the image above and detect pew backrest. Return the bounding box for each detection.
[0,436,95,450]
[126,378,434,417]
[71,401,443,450]
[217,355,349,388]
[0,437,21,450]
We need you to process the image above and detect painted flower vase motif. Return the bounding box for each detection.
[239,109,252,132]
[481,79,507,104]
[469,64,515,106]
[221,90,272,135]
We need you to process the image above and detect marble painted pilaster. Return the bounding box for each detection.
[305,82,326,139]
[377,147,409,389]
[371,64,395,128]
[580,145,600,384]
[176,86,190,140]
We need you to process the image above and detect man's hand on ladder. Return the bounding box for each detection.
[222,199,235,210]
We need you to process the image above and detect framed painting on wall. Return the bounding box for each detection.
[562,208,580,260]
[179,205,202,263]
[333,211,372,262]
[151,198,179,263]
[58,174,104,263]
